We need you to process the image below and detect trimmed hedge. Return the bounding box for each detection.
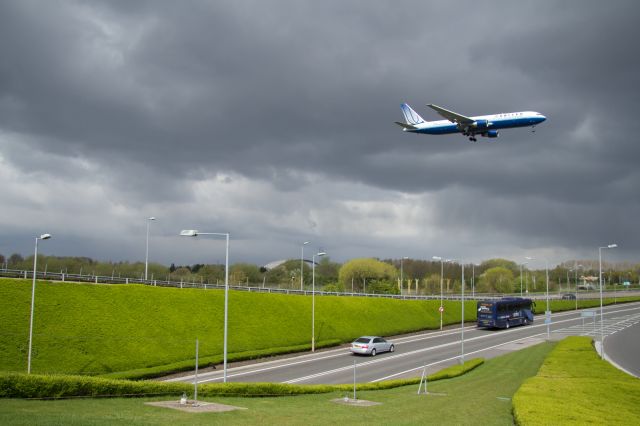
[0,358,483,399]
[512,336,640,425]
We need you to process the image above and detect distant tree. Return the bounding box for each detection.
[230,263,262,285]
[479,259,518,274]
[338,258,398,292]
[8,253,23,267]
[478,267,515,293]
[169,263,176,273]
[0,254,5,268]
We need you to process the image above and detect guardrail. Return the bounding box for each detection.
[1,268,638,301]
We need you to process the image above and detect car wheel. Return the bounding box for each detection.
[389,345,395,353]
[371,348,376,356]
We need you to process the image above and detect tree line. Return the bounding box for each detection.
[1,253,638,295]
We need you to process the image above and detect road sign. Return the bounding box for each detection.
[544,311,552,324]
[581,310,596,318]
[438,306,444,313]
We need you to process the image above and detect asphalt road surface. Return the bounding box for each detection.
[165,301,640,385]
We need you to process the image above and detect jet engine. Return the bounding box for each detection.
[485,129,499,138]
[473,119,491,129]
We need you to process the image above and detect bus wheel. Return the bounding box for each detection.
[523,318,528,325]
[505,322,510,329]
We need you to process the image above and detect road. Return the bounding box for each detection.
[165,301,640,385]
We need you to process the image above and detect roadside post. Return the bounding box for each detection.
[353,359,357,401]
[194,338,199,405]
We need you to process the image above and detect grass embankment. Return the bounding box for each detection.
[0,279,476,378]
[513,336,640,425]
[0,344,554,425]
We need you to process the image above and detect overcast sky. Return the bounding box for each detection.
[1,1,638,269]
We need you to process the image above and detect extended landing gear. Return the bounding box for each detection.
[531,126,536,133]
[468,136,477,142]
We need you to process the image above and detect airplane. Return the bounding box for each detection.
[395,103,546,141]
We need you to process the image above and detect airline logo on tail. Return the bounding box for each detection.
[400,103,425,125]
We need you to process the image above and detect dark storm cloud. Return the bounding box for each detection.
[1,0,639,264]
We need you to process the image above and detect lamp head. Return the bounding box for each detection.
[180,230,199,237]
[317,251,326,257]
[608,244,617,249]
[39,234,51,240]
[303,241,310,245]
[148,217,156,221]
[432,256,442,261]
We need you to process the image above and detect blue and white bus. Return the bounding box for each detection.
[476,297,534,329]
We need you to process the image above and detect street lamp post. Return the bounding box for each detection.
[27,233,52,374]
[574,264,583,310]
[312,251,326,352]
[145,217,156,281]
[519,262,528,297]
[180,230,230,382]
[400,257,408,294]
[599,243,617,360]
[301,241,310,291]
[432,256,444,330]
[461,262,465,364]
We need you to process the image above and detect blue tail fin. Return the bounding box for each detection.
[401,103,425,125]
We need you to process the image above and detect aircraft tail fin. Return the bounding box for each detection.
[400,103,425,126]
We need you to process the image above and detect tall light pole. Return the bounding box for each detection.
[301,241,310,291]
[545,259,550,339]
[574,264,583,310]
[28,233,52,374]
[460,261,465,364]
[599,243,617,360]
[432,256,444,330]
[312,251,326,352]
[145,217,156,281]
[519,260,530,297]
[180,230,230,382]
[400,256,408,294]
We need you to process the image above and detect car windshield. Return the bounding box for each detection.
[354,338,370,344]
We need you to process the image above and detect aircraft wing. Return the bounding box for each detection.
[427,104,475,125]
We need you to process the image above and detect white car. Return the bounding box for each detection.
[350,336,394,356]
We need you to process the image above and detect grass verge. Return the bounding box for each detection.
[512,336,640,425]
[0,344,554,425]
[0,358,484,399]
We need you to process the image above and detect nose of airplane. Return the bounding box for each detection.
[538,114,547,123]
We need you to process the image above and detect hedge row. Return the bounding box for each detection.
[0,358,483,399]
[512,337,640,425]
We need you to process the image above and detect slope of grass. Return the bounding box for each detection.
[0,344,554,425]
[1,278,637,378]
[513,336,640,425]
[0,279,476,376]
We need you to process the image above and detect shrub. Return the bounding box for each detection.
[0,358,483,399]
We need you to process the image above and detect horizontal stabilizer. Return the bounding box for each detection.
[395,121,417,130]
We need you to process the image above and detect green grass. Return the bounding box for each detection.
[1,278,637,378]
[0,343,554,425]
[0,279,477,377]
[0,359,484,399]
[513,336,640,425]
